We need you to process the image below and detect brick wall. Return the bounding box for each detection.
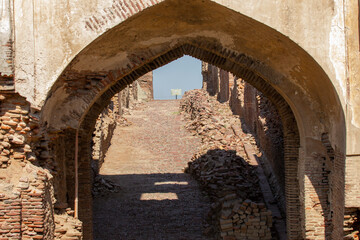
[0,93,33,168]
[345,155,360,207]
[202,62,219,96]
[0,41,343,239]
[232,81,286,211]
[92,107,117,174]
[218,69,230,103]
[116,72,153,115]
[201,61,350,238]
[202,64,286,213]
[0,162,54,239]
[0,93,84,239]
[92,72,153,174]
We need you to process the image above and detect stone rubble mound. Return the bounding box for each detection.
[92,175,121,196]
[54,213,82,240]
[186,149,261,201]
[181,89,273,240]
[116,115,132,127]
[180,89,249,155]
[218,194,272,240]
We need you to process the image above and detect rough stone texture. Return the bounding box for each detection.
[93,100,212,239]
[181,89,287,239]
[92,73,153,173]
[344,208,360,236]
[92,107,117,174]
[0,94,33,168]
[0,163,54,239]
[116,72,153,115]
[54,213,82,240]
[0,0,358,239]
[203,64,286,214]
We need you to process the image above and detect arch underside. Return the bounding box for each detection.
[40,1,346,239]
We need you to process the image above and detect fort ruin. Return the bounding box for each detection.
[1,0,360,239]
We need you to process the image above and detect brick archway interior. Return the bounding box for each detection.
[47,43,302,239]
[40,1,346,239]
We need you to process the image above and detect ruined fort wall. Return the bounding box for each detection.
[0,1,356,238]
[92,107,117,174]
[92,73,153,174]
[0,67,152,239]
[0,93,56,239]
[6,0,347,118]
[202,63,286,212]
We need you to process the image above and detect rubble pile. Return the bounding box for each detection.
[92,175,121,196]
[181,89,273,239]
[116,115,132,127]
[54,213,82,240]
[218,195,272,240]
[344,209,360,238]
[180,90,243,151]
[186,149,262,201]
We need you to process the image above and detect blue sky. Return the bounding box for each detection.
[153,55,202,100]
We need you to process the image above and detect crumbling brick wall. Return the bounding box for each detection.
[0,93,56,238]
[232,80,285,213]
[0,164,55,239]
[92,106,117,174]
[92,72,153,175]
[116,72,153,115]
[0,92,83,239]
[202,62,286,213]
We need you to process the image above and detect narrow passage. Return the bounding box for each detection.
[93,100,211,239]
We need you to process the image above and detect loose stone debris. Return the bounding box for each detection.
[115,115,132,127]
[54,213,82,240]
[181,89,274,239]
[92,175,121,196]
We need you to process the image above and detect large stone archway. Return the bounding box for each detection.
[37,0,345,239]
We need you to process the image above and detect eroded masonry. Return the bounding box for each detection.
[1,0,360,239]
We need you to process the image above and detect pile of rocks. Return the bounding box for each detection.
[181,89,273,239]
[0,94,33,168]
[180,90,247,155]
[54,213,82,240]
[186,149,262,201]
[116,116,132,127]
[344,209,360,238]
[218,195,272,240]
[0,163,54,239]
[92,175,121,196]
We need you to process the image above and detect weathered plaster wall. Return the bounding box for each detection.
[0,0,13,77]
[0,0,14,92]
[215,0,347,109]
[13,0,157,106]
[12,0,347,112]
[344,0,360,207]
[6,0,346,153]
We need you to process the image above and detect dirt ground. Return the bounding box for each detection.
[93,100,212,240]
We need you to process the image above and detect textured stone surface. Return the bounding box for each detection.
[1,0,359,238]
